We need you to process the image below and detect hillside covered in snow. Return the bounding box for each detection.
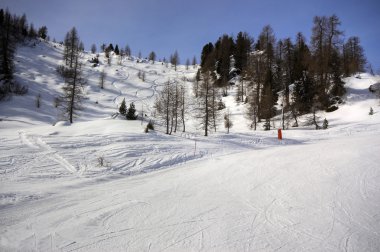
[1,38,380,251]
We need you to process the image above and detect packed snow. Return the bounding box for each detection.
[1,40,380,251]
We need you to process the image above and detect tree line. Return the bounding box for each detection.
[197,15,367,132]
[0,9,48,100]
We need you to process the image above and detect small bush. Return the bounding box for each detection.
[263,120,270,131]
[369,107,374,115]
[326,105,338,112]
[218,100,225,110]
[322,118,328,129]
[147,120,154,130]
[97,156,105,167]
[13,83,28,95]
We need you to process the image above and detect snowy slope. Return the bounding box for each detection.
[0,40,380,251]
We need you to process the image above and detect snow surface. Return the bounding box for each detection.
[1,40,380,251]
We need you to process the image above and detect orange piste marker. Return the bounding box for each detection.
[278,129,282,140]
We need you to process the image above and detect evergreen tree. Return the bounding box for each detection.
[37,26,48,40]
[119,98,126,115]
[126,102,137,120]
[214,34,235,87]
[343,36,366,76]
[108,43,114,52]
[28,23,37,38]
[200,42,214,69]
[114,44,119,55]
[0,9,16,98]
[149,51,156,63]
[234,31,252,74]
[91,44,97,54]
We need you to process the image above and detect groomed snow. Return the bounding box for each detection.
[1,40,379,251]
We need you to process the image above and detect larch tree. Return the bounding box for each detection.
[149,51,156,63]
[197,71,220,136]
[170,50,180,71]
[343,36,366,76]
[61,27,86,123]
[192,56,197,68]
[91,44,97,54]
[125,45,131,57]
[154,80,174,134]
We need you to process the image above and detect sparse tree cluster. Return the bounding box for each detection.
[154,80,187,134]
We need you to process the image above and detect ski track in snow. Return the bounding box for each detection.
[18,131,78,174]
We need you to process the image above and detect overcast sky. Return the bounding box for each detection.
[2,0,379,70]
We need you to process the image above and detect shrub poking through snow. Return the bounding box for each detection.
[147,120,154,130]
[369,107,374,115]
[322,118,328,129]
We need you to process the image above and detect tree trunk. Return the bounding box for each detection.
[69,56,79,123]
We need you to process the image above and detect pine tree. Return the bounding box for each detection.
[28,23,36,38]
[149,51,156,63]
[91,44,97,54]
[108,43,114,52]
[114,44,119,55]
[37,26,48,40]
[0,9,16,98]
[343,36,366,76]
[119,98,126,115]
[126,102,137,120]
[234,31,252,74]
[214,34,235,87]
